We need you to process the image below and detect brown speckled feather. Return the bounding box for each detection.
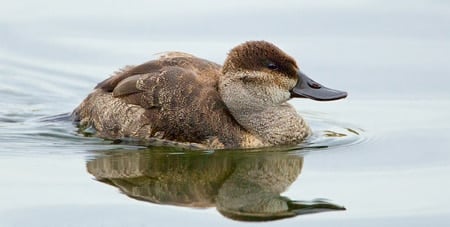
[73,53,253,148]
[96,52,220,91]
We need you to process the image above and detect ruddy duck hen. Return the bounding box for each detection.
[72,41,347,149]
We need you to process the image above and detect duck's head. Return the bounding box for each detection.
[220,41,347,111]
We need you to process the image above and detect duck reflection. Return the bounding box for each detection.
[86,148,345,221]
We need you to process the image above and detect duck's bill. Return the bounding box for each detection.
[291,71,347,101]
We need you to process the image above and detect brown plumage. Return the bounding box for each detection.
[72,41,347,149]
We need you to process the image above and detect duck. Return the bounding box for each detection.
[72,41,347,149]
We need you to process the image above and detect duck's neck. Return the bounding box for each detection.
[229,103,311,145]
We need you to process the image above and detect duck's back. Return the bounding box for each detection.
[73,53,254,148]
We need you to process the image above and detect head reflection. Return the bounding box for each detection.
[87,148,345,222]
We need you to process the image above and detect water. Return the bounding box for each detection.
[1,0,450,226]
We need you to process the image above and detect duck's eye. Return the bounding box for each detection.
[267,63,279,70]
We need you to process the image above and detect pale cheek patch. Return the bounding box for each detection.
[268,89,291,104]
[279,76,297,91]
[269,75,297,103]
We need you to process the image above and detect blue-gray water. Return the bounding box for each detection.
[1,1,450,226]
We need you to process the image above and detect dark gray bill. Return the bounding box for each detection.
[291,71,347,101]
